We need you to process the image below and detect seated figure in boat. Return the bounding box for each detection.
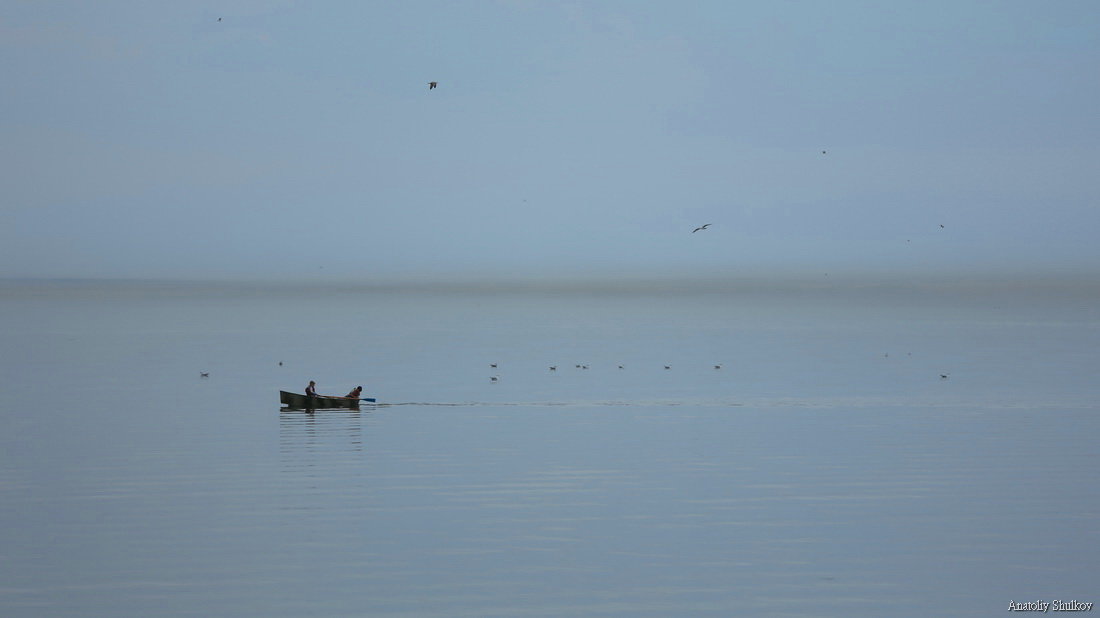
[346,386,363,399]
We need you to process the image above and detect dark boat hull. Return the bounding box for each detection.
[280,390,361,409]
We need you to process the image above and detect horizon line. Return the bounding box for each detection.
[3,269,1099,295]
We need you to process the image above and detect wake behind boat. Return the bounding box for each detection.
[280,390,376,409]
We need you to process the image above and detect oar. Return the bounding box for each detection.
[322,394,377,403]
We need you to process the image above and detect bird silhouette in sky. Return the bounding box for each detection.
[692,223,711,233]
[428,81,438,90]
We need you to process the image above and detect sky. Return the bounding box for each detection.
[2,0,1099,281]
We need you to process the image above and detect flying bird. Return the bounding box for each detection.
[428,81,438,90]
[692,224,711,233]
[200,372,209,378]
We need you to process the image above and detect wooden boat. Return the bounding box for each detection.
[280,390,374,409]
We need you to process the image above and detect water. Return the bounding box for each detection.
[1,277,1098,616]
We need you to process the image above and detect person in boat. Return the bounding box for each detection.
[305,380,318,398]
[345,386,363,399]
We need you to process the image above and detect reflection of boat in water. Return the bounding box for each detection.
[280,390,376,409]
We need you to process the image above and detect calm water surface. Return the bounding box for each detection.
[1,278,1098,616]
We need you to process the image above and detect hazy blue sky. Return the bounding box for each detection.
[3,1,1098,281]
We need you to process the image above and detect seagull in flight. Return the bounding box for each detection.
[692,223,711,233]
[428,81,438,90]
